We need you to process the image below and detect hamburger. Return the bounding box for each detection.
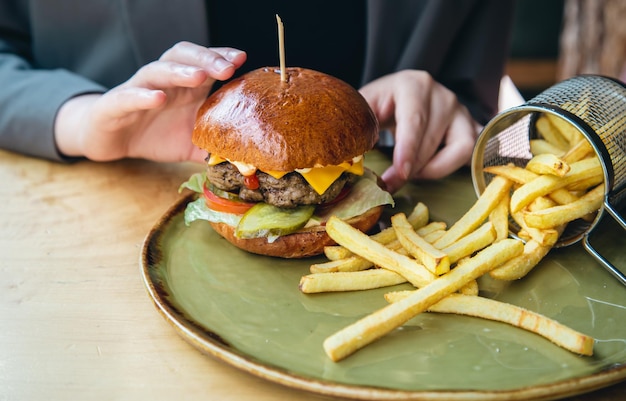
[180,66,394,258]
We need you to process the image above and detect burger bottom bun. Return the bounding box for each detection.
[209,205,384,259]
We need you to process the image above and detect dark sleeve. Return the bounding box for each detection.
[363,0,515,125]
[0,2,105,162]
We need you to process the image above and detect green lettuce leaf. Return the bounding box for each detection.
[183,197,242,227]
[178,172,206,194]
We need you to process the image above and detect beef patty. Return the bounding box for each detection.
[206,162,357,208]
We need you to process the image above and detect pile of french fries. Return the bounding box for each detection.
[299,112,602,362]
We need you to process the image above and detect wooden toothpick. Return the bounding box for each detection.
[276,14,287,83]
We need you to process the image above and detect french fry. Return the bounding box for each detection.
[528,195,557,212]
[516,229,532,242]
[544,113,585,145]
[526,153,570,177]
[370,227,408,246]
[489,192,510,241]
[483,165,589,217]
[433,176,513,249]
[510,157,602,213]
[325,216,436,288]
[383,293,594,356]
[530,139,566,157]
[414,222,448,243]
[313,240,407,273]
[546,189,596,222]
[440,222,496,264]
[323,239,524,362]
[416,221,447,236]
[535,115,570,150]
[405,202,431,228]
[511,209,559,246]
[323,227,398,261]
[324,230,407,261]
[547,188,579,205]
[323,246,353,261]
[383,290,414,302]
[422,229,445,244]
[524,184,604,229]
[322,202,430,260]
[484,163,537,184]
[310,255,374,273]
[385,280,481,299]
[484,162,594,204]
[458,279,479,296]
[566,174,604,192]
[490,239,555,281]
[299,269,407,293]
[562,139,594,163]
[392,213,450,275]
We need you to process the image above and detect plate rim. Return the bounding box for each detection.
[140,193,626,401]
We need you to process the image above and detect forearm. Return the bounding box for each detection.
[0,55,105,161]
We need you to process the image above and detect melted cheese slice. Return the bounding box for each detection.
[297,159,364,194]
[207,154,364,195]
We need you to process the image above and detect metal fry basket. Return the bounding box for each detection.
[471,75,626,285]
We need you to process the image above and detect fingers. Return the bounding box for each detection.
[382,105,475,192]
[60,43,248,163]
[380,164,406,194]
[415,108,476,180]
[159,42,247,80]
[187,146,209,164]
[390,74,435,179]
[130,61,210,90]
[393,73,460,174]
[90,87,167,122]
[362,70,478,192]
[129,43,247,89]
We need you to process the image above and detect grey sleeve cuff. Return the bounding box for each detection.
[0,62,106,162]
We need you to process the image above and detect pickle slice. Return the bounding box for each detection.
[235,203,315,239]
[206,183,242,201]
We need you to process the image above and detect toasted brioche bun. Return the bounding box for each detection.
[192,67,379,171]
[209,205,384,258]
[193,67,385,258]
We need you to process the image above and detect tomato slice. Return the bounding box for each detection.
[317,185,352,211]
[203,185,255,214]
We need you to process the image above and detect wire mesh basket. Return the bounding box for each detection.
[471,75,626,286]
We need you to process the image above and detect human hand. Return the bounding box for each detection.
[359,70,480,193]
[55,42,247,163]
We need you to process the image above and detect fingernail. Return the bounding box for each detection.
[381,169,400,194]
[227,49,245,60]
[143,89,162,98]
[401,162,411,179]
[214,58,233,72]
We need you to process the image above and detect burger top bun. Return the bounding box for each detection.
[192,67,379,172]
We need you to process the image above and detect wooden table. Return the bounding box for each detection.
[1,149,624,400]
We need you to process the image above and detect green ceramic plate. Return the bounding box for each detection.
[141,153,626,400]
